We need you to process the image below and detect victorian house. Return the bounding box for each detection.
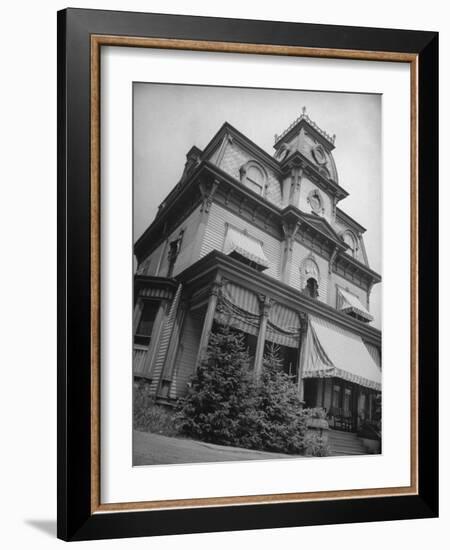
[133,109,382,433]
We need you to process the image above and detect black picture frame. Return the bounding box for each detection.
[57,8,438,541]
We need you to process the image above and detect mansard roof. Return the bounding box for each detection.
[336,206,367,234]
[202,121,281,174]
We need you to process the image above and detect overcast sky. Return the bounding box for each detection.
[134,83,382,327]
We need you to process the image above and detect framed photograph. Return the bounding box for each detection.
[57,8,438,541]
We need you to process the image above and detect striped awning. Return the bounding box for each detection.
[302,316,381,391]
[214,283,300,348]
[224,227,270,270]
[215,282,260,336]
[267,302,300,348]
[337,287,373,322]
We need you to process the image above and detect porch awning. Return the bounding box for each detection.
[302,316,381,391]
[214,282,300,347]
[267,302,300,348]
[337,287,373,322]
[215,282,260,336]
[224,227,270,270]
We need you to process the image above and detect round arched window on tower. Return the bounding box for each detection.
[307,189,323,215]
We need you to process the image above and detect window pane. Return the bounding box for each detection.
[137,302,159,336]
[246,178,263,195]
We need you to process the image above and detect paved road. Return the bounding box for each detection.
[133,431,296,465]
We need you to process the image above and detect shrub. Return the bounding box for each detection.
[133,379,179,436]
[240,344,308,454]
[303,432,330,457]
[178,331,309,455]
[177,324,254,446]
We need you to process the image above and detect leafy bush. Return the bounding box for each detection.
[133,379,179,436]
[178,328,309,455]
[303,432,330,457]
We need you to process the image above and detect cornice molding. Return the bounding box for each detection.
[334,251,382,284]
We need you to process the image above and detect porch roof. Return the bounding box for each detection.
[302,316,381,391]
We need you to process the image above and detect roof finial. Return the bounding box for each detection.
[302,106,307,115]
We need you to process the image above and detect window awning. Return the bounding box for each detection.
[302,316,381,391]
[337,287,373,322]
[224,227,269,271]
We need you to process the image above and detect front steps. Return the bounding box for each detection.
[328,428,368,456]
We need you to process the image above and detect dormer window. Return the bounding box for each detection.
[341,230,358,258]
[239,161,267,196]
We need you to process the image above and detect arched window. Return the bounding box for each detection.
[341,230,357,258]
[305,277,319,299]
[239,161,267,196]
[307,189,324,215]
[300,256,320,299]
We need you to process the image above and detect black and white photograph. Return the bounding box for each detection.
[132,83,382,465]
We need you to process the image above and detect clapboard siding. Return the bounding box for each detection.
[137,206,202,278]
[201,202,281,280]
[170,310,203,398]
[289,241,329,304]
[133,346,148,376]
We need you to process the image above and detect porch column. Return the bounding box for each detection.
[195,278,222,368]
[253,294,272,383]
[297,312,309,402]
